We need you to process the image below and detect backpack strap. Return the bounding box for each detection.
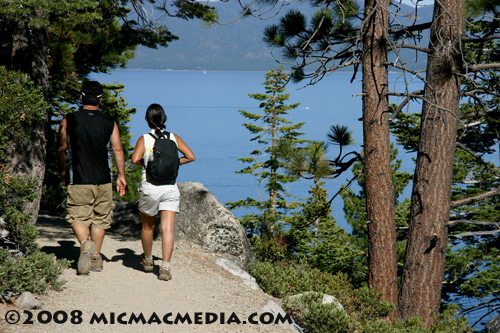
[148,131,169,139]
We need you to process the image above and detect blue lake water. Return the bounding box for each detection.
[94,70,421,232]
[92,70,497,328]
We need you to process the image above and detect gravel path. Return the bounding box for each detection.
[0,214,292,333]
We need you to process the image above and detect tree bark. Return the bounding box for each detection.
[5,17,50,225]
[362,0,398,312]
[398,0,465,324]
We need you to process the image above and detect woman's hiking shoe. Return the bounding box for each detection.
[139,253,154,272]
[90,254,103,272]
[159,267,172,281]
[78,240,95,275]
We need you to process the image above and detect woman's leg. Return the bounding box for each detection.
[160,210,176,263]
[140,212,156,257]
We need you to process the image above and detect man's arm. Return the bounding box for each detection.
[110,122,127,196]
[57,116,69,185]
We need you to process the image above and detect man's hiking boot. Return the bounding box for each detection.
[90,254,103,272]
[78,240,95,275]
[159,267,172,281]
[139,253,154,272]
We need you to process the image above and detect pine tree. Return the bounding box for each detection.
[391,104,500,326]
[227,66,305,240]
[278,134,366,285]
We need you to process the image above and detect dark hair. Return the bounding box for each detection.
[81,81,103,106]
[146,103,167,136]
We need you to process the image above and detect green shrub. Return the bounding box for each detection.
[0,249,70,295]
[0,66,69,297]
[0,170,40,254]
[283,292,351,333]
[251,233,291,263]
[250,259,471,333]
[248,259,353,299]
[0,169,71,297]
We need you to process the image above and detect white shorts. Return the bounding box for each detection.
[138,183,180,216]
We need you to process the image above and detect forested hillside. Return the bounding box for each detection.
[127,1,432,71]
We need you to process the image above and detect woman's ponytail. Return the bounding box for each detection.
[145,103,167,136]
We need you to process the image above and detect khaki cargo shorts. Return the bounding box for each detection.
[66,183,115,229]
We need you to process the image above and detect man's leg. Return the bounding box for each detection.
[66,185,95,275]
[91,183,114,272]
[67,185,94,244]
[72,223,91,244]
[71,223,94,275]
[91,228,106,255]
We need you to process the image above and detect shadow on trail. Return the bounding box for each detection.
[40,241,114,271]
[40,240,79,270]
[110,248,161,275]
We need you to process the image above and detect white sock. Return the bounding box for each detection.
[162,261,170,270]
[145,255,153,261]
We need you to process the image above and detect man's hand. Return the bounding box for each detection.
[116,175,128,197]
[111,121,127,196]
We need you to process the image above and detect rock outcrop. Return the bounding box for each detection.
[216,258,261,291]
[175,182,255,269]
[486,315,500,333]
[110,201,142,238]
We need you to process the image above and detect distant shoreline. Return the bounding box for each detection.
[112,68,412,75]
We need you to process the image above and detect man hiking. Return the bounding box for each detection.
[57,80,127,275]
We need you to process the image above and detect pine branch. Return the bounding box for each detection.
[304,168,363,227]
[451,186,500,209]
[462,89,500,98]
[455,142,500,179]
[460,111,500,119]
[449,229,500,239]
[463,34,500,43]
[388,21,433,35]
[448,220,500,228]
[389,90,424,121]
[393,44,429,53]
[467,63,500,72]
[458,297,499,315]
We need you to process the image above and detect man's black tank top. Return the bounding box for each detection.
[66,109,115,185]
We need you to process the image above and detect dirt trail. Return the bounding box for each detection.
[0,214,291,333]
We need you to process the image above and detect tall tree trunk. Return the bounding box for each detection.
[398,0,465,324]
[6,17,50,225]
[362,0,398,312]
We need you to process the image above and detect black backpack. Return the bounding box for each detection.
[145,131,179,184]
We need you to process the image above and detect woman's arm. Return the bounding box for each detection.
[174,134,195,165]
[131,136,145,166]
